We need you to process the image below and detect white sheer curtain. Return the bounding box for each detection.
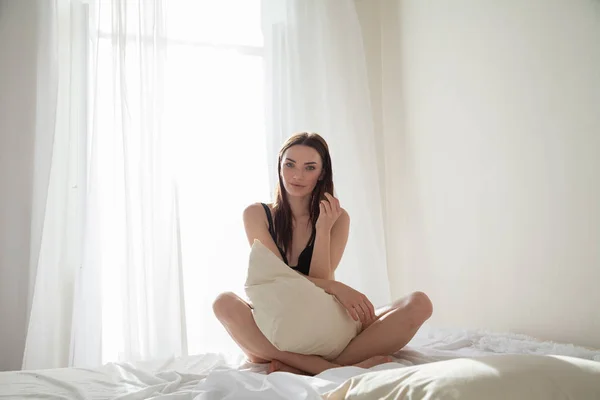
[88,0,267,361]
[25,0,187,369]
[25,0,267,369]
[261,0,391,307]
[159,0,268,357]
[24,0,388,370]
[23,0,88,370]
[82,0,189,366]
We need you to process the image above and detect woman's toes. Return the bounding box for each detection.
[354,355,393,369]
[268,360,281,373]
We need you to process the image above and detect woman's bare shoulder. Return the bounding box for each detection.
[242,202,278,249]
[337,207,350,225]
[243,202,270,223]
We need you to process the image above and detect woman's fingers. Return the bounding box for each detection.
[351,304,364,324]
[357,303,370,324]
[324,193,341,215]
[319,201,328,217]
[365,297,376,320]
[346,303,359,321]
[322,199,333,216]
[334,196,341,214]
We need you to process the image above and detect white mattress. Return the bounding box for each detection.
[2,326,599,399]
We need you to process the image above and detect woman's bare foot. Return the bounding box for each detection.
[268,355,393,375]
[353,355,393,369]
[268,359,308,375]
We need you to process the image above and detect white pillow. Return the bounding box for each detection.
[323,354,600,400]
[244,239,361,360]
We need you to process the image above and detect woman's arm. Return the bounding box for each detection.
[309,194,350,280]
[305,274,375,322]
[305,275,334,292]
[308,195,375,322]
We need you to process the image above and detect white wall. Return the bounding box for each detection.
[0,0,38,371]
[357,0,600,348]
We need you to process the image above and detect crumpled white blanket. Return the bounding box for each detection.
[1,326,598,399]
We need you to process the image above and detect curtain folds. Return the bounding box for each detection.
[24,0,391,370]
[261,0,391,307]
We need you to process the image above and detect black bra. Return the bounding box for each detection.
[261,203,315,276]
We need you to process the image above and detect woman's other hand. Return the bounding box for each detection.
[316,192,342,232]
[327,281,375,324]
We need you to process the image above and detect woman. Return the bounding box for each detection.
[213,132,433,375]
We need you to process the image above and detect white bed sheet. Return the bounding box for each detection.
[2,326,599,399]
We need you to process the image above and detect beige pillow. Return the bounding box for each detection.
[323,354,600,400]
[244,239,361,360]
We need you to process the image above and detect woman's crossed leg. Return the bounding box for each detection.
[212,291,433,375]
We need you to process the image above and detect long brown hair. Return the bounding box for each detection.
[273,133,334,257]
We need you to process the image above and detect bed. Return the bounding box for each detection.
[1,326,599,399]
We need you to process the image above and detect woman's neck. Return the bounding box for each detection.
[287,195,311,220]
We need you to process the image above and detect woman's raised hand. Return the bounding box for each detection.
[327,281,376,325]
[316,192,343,232]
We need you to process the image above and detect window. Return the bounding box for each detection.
[91,0,269,361]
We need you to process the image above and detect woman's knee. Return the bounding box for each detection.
[408,291,433,321]
[213,292,245,323]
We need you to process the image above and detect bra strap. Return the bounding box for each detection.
[261,203,277,241]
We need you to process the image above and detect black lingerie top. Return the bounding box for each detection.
[260,203,315,276]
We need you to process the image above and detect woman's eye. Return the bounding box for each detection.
[306,166,316,171]
[285,162,294,168]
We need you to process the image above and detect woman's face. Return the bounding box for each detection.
[280,145,323,198]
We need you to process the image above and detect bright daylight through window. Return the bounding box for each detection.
[91,0,269,362]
